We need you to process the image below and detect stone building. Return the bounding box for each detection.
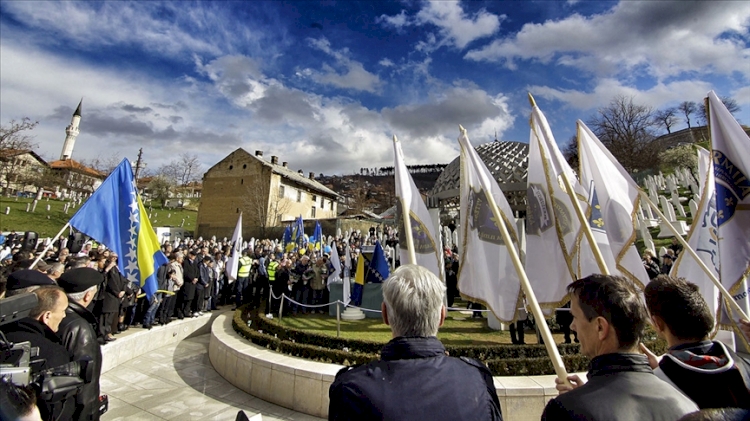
[0,149,48,195]
[197,149,339,239]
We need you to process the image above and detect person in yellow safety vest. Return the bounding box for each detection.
[234,250,253,310]
[265,256,282,317]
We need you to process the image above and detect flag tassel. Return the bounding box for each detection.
[460,126,571,386]
[640,191,748,320]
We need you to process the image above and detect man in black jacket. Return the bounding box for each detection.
[643,275,750,409]
[545,274,697,421]
[181,251,200,318]
[0,285,75,420]
[57,268,104,420]
[329,264,503,421]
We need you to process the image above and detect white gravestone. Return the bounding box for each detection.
[658,196,688,237]
[671,191,686,218]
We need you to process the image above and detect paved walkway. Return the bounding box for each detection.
[101,333,324,421]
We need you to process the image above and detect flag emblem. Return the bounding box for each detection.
[713,150,750,226]
[468,188,511,245]
[527,183,553,235]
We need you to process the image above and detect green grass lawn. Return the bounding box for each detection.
[274,310,566,346]
[0,196,197,238]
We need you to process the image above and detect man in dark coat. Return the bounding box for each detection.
[181,251,200,317]
[57,268,104,420]
[97,256,122,342]
[0,285,75,420]
[643,275,750,409]
[329,264,503,421]
[544,274,697,421]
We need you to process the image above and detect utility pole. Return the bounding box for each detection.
[134,148,144,183]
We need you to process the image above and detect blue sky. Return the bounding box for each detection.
[1,1,748,176]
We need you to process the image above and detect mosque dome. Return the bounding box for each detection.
[428,140,529,213]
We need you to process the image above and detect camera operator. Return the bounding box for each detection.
[0,285,75,420]
[0,379,41,421]
[56,268,104,421]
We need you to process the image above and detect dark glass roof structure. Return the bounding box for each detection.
[428,141,529,212]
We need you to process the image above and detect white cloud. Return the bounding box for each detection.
[300,38,382,93]
[379,58,395,67]
[529,78,715,111]
[380,1,503,50]
[465,2,750,80]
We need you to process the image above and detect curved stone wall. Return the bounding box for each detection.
[209,313,574,421]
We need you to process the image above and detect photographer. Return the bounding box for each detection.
[0,286,75,420]
[56,268,104,421]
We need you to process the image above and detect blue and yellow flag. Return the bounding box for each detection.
[283,225,295,252]
[69,159,167,298]
[313,221,323,251]
[367,241,390,283]
[351,253,366,306]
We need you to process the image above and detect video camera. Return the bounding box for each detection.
[0,293,94,404]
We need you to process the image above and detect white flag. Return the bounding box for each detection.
[708,91,750,333]
[343,244,352,306]
[327,240,342,288]
[225,213,242,281]
[577,121,649,287]
[672,147,720,331]
[393,136,444,283]
[457,129,523,322]
[526,105,586,309]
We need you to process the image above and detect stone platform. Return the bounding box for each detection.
[99,311,323,421]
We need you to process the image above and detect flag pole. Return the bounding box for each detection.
[640,191,748,320]
[460,125,570,386]
[30,222,70,269]
[528,93,610,275]
[394,135,418,264]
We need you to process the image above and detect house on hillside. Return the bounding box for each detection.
[0,149,48,196]
[48,158,104,198]
[197,149,339,239]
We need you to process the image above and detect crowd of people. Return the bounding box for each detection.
[2,227,750,421]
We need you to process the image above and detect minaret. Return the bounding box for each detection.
[60,99,82,161]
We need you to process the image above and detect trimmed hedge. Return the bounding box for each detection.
[231,306,668,376]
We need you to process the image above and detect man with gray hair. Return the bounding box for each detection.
[328,264,503,420]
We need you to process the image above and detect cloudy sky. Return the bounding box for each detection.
[1,1,748,176]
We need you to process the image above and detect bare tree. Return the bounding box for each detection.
[147,175,174,206]
[587,95,660,173]
[698,96,741,125]
[653,107,678,134]
[157,153,202,186]
[0,118,39,194]
[678,101,697,129]
[243,176,293,237]
[562,135,579,173]
[82,152,123,177]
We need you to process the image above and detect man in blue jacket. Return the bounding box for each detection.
[328,264,502,421]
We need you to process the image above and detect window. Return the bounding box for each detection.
[321,197,325,208]
[241,179,244,185]
[278,185,285,198]
[229,165,233,170]
[312,194,317,202]
[330,201,334,211]
[311,207,316,218]
[297,190,302,202]
[243,164,247,169]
